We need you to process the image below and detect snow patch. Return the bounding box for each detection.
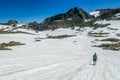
[89,11,100,17]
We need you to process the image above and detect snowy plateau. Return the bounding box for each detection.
[0,20,120,80]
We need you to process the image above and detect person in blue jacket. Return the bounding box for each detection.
[93,53,97,65]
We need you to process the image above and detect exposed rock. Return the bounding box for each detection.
[97,8,120,20]
[96,9,113,15]
[28,21,40,30]
[0,20,19,26]
[44,7,94,25]
[7,20,18,25]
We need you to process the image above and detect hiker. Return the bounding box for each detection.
[93,53,97,65]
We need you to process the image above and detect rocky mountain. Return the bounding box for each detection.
[0,20,19,27]
[28,21,40,30]
[30,7,95,30]
[97,8,120,20]
[7,20,19,26]
[1,7,120,31]
[96,9,113,16]
[44,7,94,25]
[28,7,120,31]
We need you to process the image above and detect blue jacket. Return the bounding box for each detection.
[93,53,97,60]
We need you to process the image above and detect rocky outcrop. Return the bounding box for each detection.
[28,21,40,30]
[97,8,120,20]
[96,9,113,15]
[0,20,19,27]
[44,7,94,25]
[7,20,19,25]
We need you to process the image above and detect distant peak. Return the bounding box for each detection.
[7,20,19,25]
[73,7,83,10]
[67,7,84,12]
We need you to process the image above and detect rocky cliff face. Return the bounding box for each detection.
[96,9,113,15]
[44,7,94,25]
[66,7,92,20]
[97,8,120,20]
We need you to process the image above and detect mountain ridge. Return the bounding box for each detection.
[0,7,120,31]
[44,7,94,25]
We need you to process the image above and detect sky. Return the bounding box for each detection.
[0,0,120,23]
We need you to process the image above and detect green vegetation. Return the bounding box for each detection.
[0,41,25,50]
[47,35,75,39]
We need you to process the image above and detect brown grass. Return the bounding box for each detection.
[47,35,75,39]
[0,41,25,50]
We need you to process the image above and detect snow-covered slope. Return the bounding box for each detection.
[115,13,120,19]
[0,24,38,34]
[0,24,22,31]
[0,24,23,29]
[0,20,120,80]
[89,11,100,17]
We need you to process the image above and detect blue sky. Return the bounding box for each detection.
[0,0,120,23]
